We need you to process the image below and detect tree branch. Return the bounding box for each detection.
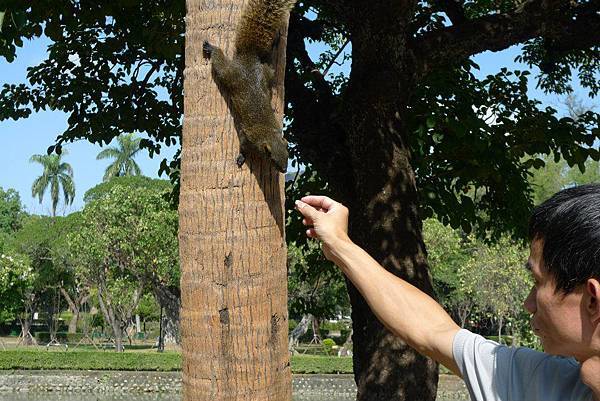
[429,0,466,25]
[412,0,600,76]
[286,12,353,193]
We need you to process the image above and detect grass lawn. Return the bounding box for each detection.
[0,348,354,374]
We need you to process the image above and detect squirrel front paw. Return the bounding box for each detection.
[236,153,246,168]
[202,41,213,58]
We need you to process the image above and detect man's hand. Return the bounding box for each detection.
[295,195,351,261]
[295,194,461,376]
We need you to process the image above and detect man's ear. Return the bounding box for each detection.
[586,278,600,322]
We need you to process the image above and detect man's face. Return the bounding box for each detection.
[523,238,587,360]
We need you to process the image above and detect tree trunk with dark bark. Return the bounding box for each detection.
[288,314,312,353]
[180,0,292,400]
[96,283,143,353]
[152,285,181,344]
[60,288,90,334]
[328,15,439,398]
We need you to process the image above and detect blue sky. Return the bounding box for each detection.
[0,37,594,216]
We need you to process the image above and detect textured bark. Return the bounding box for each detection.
[340,91,439,401]
[180,0,291,400]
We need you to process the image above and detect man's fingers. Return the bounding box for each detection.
[295,200,318,219]
[306,228,317,238]
[302,218,314,226]
[300,195,336,211]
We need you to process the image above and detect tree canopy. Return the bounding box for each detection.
[2,1,599,398]
[0,0,598,239]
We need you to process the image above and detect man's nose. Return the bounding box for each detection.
[523,286,536,314]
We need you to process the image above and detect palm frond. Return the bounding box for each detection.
[103,162,122,182]
[59,162,74,177]
[51,178,60,216]
[31,175,49,202]
[59,175,76,205]
[96,147,121,160]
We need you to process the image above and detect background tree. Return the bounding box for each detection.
[69,213,143,352]
[8,215,73,339]
[84,177,180,342]
[0,252,36,344]
[459,237,532,345]
[422,218,474,327]
[2,1,600,398]
[96,134,143,181]
[0,187,25,251]
[49,212,91,334]
[70,177,179,350]
[29,152,75,217]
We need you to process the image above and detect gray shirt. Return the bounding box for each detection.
[453,329,593,401]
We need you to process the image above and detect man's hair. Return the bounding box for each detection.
[529,183,600,293]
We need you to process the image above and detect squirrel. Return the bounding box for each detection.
[202,0,296,173]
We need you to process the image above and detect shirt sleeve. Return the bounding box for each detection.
[452,329,592,401]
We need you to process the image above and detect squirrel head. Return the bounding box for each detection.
[262,134,288,173]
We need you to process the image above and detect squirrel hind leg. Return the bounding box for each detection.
[263,64,276,88]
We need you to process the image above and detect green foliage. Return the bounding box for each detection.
[0,350,353,374]
[461,237,531,317]
[424,217,538,344]
[529,155,600,205]
[83,175,173,205]
[0,350,182,371]
[321,338,336,355]
[9,215,73,287]
[0,187,24,235]
[33,331,84,344]
[408,63,600,239]
[96,134,143,182]
[290,355,353,374]
[0,251,35,321]
[285,166,350,321]
[287,240,350,321]
[136,293,161,322]
[422,218,471,309]
[29,151,75,217]
[70,177,179,330]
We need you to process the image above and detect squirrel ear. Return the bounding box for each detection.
[263,143,272,156]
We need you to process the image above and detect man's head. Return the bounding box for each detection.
[524,183,600,360]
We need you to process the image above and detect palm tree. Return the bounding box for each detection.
[30,151,75,217]
[96,134,143,181]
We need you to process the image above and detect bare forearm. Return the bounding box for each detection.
[329,239,461,375]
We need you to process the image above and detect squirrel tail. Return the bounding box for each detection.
[235,0,297,59]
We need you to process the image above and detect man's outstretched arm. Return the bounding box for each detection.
[295,195,462,376]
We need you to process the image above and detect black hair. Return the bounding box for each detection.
[528,183,600,293]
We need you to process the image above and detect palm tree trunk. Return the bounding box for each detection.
[180,1,291,400]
